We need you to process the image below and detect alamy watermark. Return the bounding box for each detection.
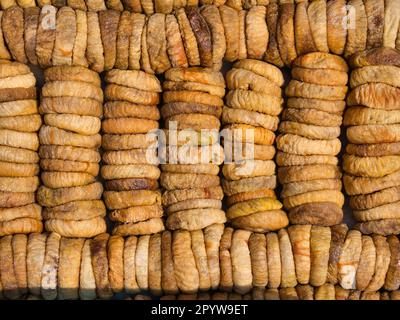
[144,121,255,168]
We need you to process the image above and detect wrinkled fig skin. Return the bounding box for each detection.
[3,1,400,301]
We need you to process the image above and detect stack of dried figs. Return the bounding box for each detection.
[0,62,42,237]
[344,48,400,236]
[222,59,288,233]
[277,52,348,227]
[37,66,105,238]
[102,69,164,236]
[160,67,226,232]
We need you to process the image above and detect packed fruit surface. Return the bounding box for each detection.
[0,1,400,300]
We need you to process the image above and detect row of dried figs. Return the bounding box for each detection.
[0,0,254,13]
[132,285,400,300]
[1,225,400,300]
[2,1,400,72]
[0,5,225,72]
